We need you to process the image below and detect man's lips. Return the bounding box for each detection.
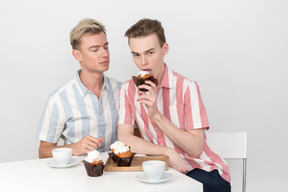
[100,60,109,65]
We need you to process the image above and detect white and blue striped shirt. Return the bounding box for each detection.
[36,70,122,152]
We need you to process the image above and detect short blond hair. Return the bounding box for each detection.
[70,18,106,50]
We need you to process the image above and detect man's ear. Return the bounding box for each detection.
[72,50,82,62]
[162,43,169,55]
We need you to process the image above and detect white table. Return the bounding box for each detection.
[0,153,203,192]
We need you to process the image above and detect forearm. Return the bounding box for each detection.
[39,144,59,158]
[118,125,170,156]
[152,111,204,157]
[38,142,73,158]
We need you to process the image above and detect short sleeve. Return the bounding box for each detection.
[184,81,209,130]
[36,95,66,143]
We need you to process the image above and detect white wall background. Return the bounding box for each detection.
[1,0,287,191]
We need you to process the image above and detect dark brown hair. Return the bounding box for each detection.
[125,18,166,47]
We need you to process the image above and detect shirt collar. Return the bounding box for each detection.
[159,64,173,89]
[103,75,109,91]
[75,70,109,97]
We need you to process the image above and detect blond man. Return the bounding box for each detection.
[37,18,121,158]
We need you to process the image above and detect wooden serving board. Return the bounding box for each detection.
[104,155,169,172]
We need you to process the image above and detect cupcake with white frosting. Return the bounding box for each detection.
[82,150,104,177]
[109,141,134,166]
[132,71,158,92]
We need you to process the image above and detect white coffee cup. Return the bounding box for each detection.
[142,160,165,180]
[52,148,72,165]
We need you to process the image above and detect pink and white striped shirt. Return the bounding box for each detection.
[118,64,230,182]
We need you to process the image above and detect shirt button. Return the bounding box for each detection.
[160,143,163,146]
[155,127,158,130]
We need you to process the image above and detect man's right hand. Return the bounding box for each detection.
[71,135,104,156]
[164,148,189,174]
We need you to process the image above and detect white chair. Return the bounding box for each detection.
[206,132,247,192]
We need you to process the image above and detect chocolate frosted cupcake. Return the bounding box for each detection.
[82,150,104,177]
[132,71,158,92]
[109,141,135,166]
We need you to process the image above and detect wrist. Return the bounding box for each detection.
[163,147,174,157]
[151,110,162,122]
[67,144,77,156]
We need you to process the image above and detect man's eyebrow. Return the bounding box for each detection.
[145,48,155,52]
[89,45,100,49]
[131,48,155,55]
[88,42,109,49]
[131,51,139,55]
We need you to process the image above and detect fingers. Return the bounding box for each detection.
[84,143,97,152]
[171,164,189,174]
[95,137,105,148]
[137,89,157,103]
[181,164,189,174]
[167,149,190,174]
[180,166,189,174]
[137,81,158,109]
[82,135,105,151]
[144,80,157,89]
[138,80,157,95]
[137,95,155,105]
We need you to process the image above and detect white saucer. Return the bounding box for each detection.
[136,172,173,183]
[47,158,80,168]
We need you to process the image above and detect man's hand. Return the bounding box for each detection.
[137,80,159,117]
[71,136,104,156]
[165,148,190,174]
[38,136,104,158]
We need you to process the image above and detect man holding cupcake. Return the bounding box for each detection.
[118,18,231,192]
[36,18,121,158]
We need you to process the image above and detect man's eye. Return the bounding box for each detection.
[148,51,153,55]
[104,46,109,50]
[92,49,98,52]
[133,54,139,57]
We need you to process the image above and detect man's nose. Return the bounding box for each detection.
[141,55,147,66]
[101,48,109,57]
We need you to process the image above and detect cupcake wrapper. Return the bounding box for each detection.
[109,152,118,163]
[82,160,104,177]
[108,152,136,166]
[132,76,158,92]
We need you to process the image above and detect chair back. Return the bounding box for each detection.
[206,132,247,159]
[206,132,247,192]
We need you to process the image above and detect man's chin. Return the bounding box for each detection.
[100,65,109,72]
[91,66,109,74]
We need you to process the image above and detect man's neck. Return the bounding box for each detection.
[79,70,104,99]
